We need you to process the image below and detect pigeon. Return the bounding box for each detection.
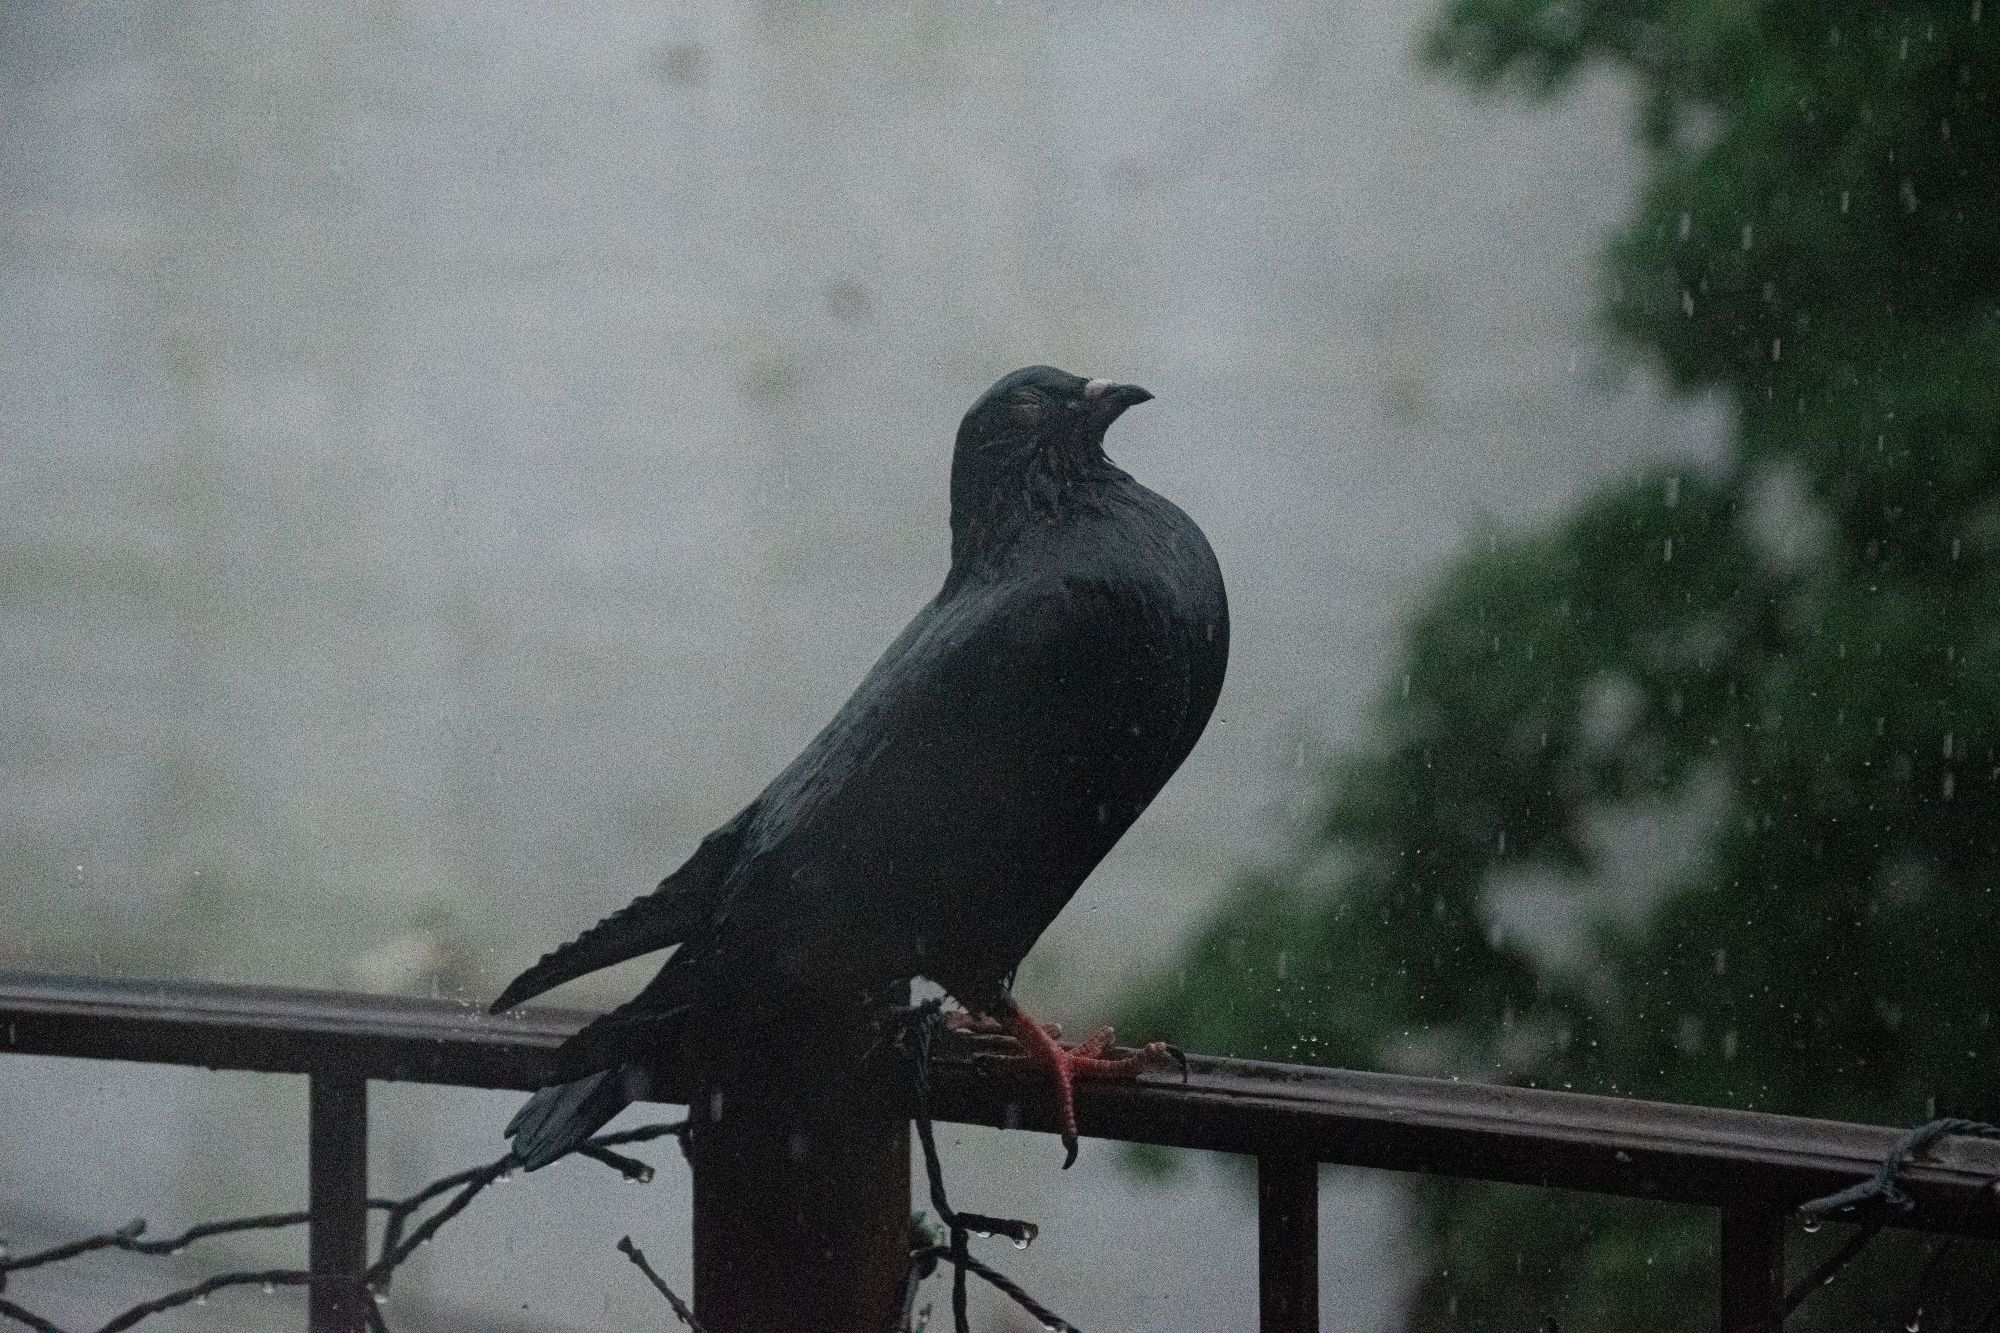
[492,365,1229,1168]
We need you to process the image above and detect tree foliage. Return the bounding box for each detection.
[1122,2,2000,1325]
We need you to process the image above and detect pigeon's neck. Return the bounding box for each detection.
[947,437,1124,576]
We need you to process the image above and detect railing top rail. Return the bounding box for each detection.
[5,969,1997,1237]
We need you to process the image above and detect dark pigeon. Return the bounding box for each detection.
[492,365,1229,1168]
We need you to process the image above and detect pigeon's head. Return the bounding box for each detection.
[948,365,1155,565]
[956,366,1154,463]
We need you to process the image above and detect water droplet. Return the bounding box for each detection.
[262,1280,276,1295]
[1802,1217,1822,1233]
[1615,1150,1633,1163]
[194,1294,207,1307]
[1907,1312,1922,1332]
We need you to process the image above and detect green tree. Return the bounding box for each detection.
[1122,3,2000,1326]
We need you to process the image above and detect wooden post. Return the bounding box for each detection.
[1718,1205,1786,1333]
[688,1025,911,1333]
[1258,1155,1320,1332]
[308,1070,370,1333]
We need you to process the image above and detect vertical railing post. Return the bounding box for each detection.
[308,1070,370,1333]
[1258,1155,1319,1333]
[1719,1204,1786,1333]
[688,1024,911,1333]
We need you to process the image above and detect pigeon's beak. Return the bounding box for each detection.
[1084,380,1154,428]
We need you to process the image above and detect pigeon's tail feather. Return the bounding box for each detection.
[551,995,698,1082]
[507,1065,652,1170]
[489,806,753,1015]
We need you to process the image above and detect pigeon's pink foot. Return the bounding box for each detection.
[996,1009,1176,1168]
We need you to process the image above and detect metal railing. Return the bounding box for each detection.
[4,969,1999,1332]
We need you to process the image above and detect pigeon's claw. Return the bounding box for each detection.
[999,1010,1175,1169]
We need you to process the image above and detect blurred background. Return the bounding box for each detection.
[4,1,1987,1329]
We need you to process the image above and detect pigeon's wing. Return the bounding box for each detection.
[487,803,756,1014]
[719,561,1218,996]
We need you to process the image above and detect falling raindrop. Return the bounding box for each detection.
[1663,537,1675,564]
[1664,474,1681,507]
[1840,189,1852,213]
[1682,289,1696,317]
[1741,223,1754,250]
[1678,211,1691,239]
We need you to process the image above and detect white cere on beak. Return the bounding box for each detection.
[1082,378,1111,399]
